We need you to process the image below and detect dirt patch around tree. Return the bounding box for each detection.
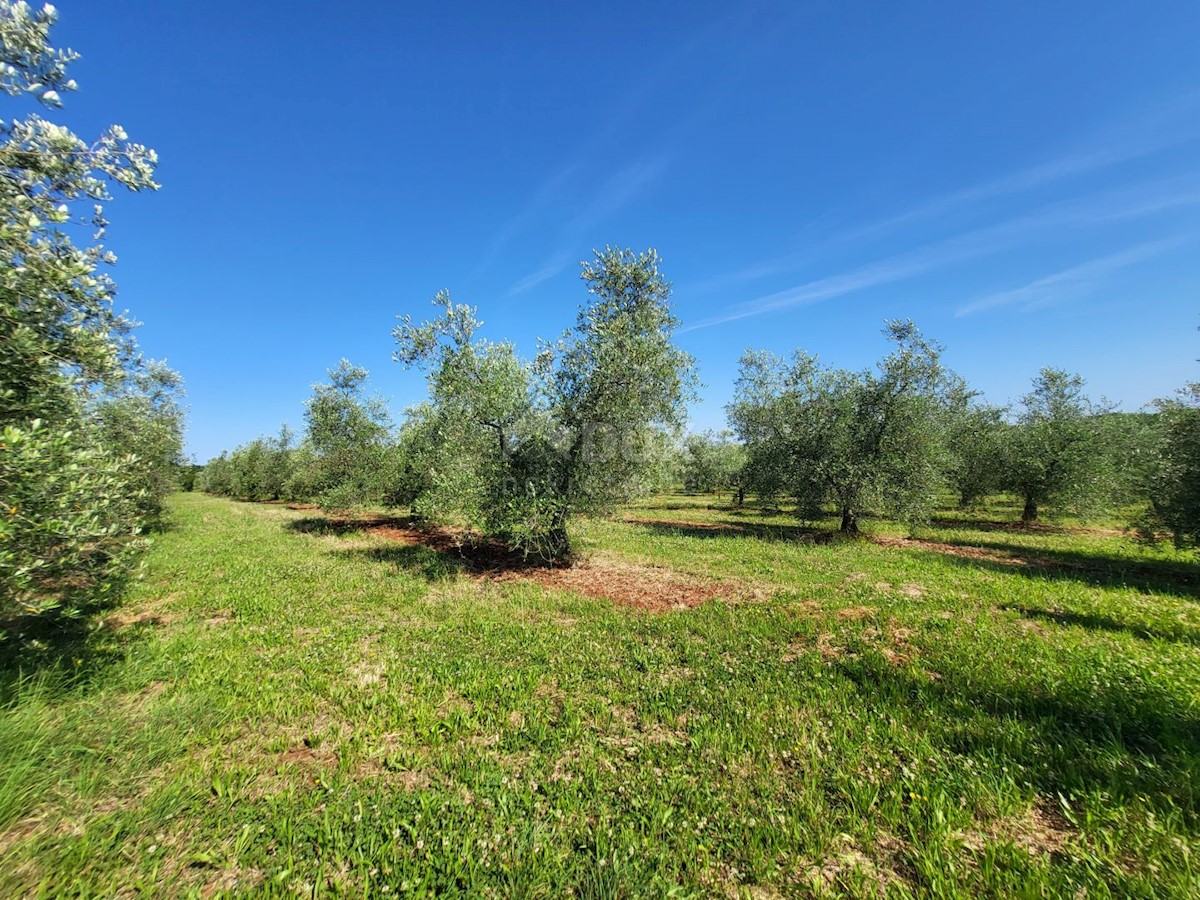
[495,555,757,612]
[872,534,1038,566]
[295,514,759,612]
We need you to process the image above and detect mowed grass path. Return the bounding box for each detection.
[2,493,1199,897]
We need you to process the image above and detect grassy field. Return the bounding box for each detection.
[1,492,1199,897]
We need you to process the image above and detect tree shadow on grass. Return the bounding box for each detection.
[836,654,1200,816]
[624,518,842,544]
[1001,604,1200,647]
[334,544,468,582]
[0,604,147,704]
[926,541,1200,602]
[928,516,1076,535]
[288,513,560,577]
[286,514,419,537]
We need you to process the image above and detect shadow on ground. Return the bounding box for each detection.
[0,602,146,703]
[286,514,560,575]
[1001,604,1200,647]
[836,651,1200,817]
[928,540,1200,601]
[623,517,843,544]
[287,514,418,537]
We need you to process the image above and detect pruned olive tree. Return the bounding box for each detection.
[945,396,1008,509]
[1000,369,1113,522]
[90,360,186,529]
[728,321,956,534]
[682,430,746,501]
[394,247,696,562]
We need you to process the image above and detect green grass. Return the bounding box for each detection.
[1,492,1198,897]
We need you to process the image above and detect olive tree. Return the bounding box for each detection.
[0,2,168,621]
[90,360,185,528]
[729,321,955,534]
[303,360,395,511]
[394,247,695,561]
[945,397,1008,509]
[1142,384,1200,548]
[682,430,746,501]
[1001,369,1112,522]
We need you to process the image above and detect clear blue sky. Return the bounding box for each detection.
[53,1,1200,462]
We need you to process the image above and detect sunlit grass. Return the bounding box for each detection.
[1,492,1197,896]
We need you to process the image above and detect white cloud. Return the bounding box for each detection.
[682,176,1200,332]
[955,237,1188,317]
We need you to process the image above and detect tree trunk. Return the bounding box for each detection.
[735,486,745,507]
[1021,495,1038,523]
[544,525,572,564]
[840,506,859,535]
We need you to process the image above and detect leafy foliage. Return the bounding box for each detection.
[729,321,957,532]
[0,2,179,624]
[303,361,395,511]
[394,247,696,561]
[945,398,1008,509]
[1000,369,1114,522]
[681,430,745,499]
[1142,384,1200,548]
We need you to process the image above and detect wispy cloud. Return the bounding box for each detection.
[473,163,580,278]
[504,256,572,297]
[682,93,1200,300]
[681,241,978,332]
[572,156,671,231]
[835,94,1200,246]
[481,2,793,290]
[955,237,1188,317]
[681,177,1200,332]
[474,4,756,280]
[504,154,672,297]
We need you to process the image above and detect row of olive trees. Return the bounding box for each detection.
[727,322,1198,543]
[197,361,402,510]
[200,312,1199,554]
[1139,383,1200,548]
[199,248,695,562]
[1,3,185,624]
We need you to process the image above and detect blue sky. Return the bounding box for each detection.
[51,1,1200,461]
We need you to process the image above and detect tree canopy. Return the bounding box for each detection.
[1,1,181,623]
[393,247,695,561]
[729,321,957,533]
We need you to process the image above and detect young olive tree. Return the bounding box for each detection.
[90,360,186,529]
[682,430,747,501]
[0,2,168,621]
[1001,369,1113,522]
[303,360,395,512]
[729,321,955,534]
[394,247,696,561]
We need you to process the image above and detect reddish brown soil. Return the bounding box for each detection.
[299,513,750,612]
[495,559,749,612]
[872,534,1038,566]
[285,503,320,511]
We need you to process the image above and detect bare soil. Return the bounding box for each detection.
[302,514,753,612]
